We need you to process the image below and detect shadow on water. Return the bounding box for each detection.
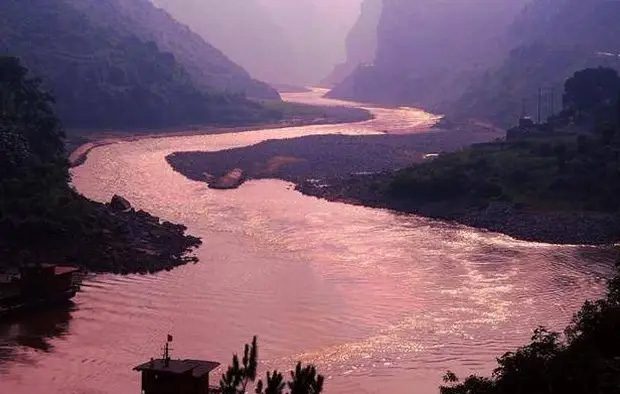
[0,302,75,370]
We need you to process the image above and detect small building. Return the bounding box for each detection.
[506,116,543,140]
[1,264,81,316]
[134,340,220,394]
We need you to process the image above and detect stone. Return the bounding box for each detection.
[110,195,132,211]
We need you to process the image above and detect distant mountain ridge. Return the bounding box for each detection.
[329,0,528,106]
[0,0,278,129]
[69,0,279,100]
[154,0,362,86]
[329,0,620,127]
[451,0,620,126]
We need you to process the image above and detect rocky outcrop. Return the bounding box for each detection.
[110,195,132,211]
[153,0,362,86]
[322,0,382,86]
[329,0,528,107]
[208,169,246,190]
[329,0,620,128]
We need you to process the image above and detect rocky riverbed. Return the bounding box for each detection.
[297,173,620,245]
[166,130,499,185]
[166,130,620,245]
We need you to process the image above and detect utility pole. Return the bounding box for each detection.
[537,87,542,124]
[550,88,555,118]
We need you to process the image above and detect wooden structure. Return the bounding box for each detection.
[134,338,220,394]
[0,264,81,316]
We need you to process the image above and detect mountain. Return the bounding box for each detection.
[322,0,382,87]
[0,0,278,129]
[151,0,295,86]
[69,0,279,100]
[450,0,620,127]
[153,0,362,86]
[328,0,528,106]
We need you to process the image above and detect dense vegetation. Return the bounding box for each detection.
[0,57,200,273]
[390,68,620,213]
[441,255,620,394]
[0,0,280,129]
[220,337,324,394]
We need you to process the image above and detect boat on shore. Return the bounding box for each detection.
[0,264,81,317]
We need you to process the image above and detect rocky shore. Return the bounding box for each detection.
[297,174,620,245]
[166,131,620,246]
[1,193,201,275]
[166,129,499,187]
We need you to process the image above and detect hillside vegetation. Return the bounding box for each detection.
[0,0,279,129]
[451,0,620,127]
[0,57,200,273]
[442,253,620,394]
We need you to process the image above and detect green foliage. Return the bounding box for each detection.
[389,132,620,212]
[0,57,200,272]
[390,70,620,213]
[221,337,324,394]
[220,336,259,394]
[563,68,620,119]
[288,362,324,394]
[441,256,620,394]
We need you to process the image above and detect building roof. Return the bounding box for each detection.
[54,266,80,275]
[134,359,221,378]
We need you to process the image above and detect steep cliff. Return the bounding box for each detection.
[451,0,620,126]
[330,0,620,128]
[329,0,527,107]
[322,0,382,87]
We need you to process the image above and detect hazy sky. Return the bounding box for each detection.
[152,0,364,85]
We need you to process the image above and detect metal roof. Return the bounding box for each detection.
[134,359,221,378]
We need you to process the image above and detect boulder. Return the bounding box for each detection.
[110,195,132,211]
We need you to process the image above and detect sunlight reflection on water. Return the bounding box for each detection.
[0,90,615,394]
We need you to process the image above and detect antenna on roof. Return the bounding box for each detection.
[163,334,173,367]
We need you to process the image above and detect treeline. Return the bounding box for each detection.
[0,57,200,273]
[389,68,620,213]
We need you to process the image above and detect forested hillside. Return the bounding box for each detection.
[0,57,200,272]
[451,0,620,127]
[0,0,279,129]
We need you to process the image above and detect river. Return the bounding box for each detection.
[0,89,615,394]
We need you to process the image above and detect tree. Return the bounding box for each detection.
[0,56,65,165]
[288,362,324,394]
[220,337,324,394]
[440,255,620,394]
[255,370,286,394]
[220,336,259,394]
[563,68,620,122]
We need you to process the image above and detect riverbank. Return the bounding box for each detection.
[297,175,620,245]
[67,103,372,167]
[0,191,202,274]
[165,130,620,246]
